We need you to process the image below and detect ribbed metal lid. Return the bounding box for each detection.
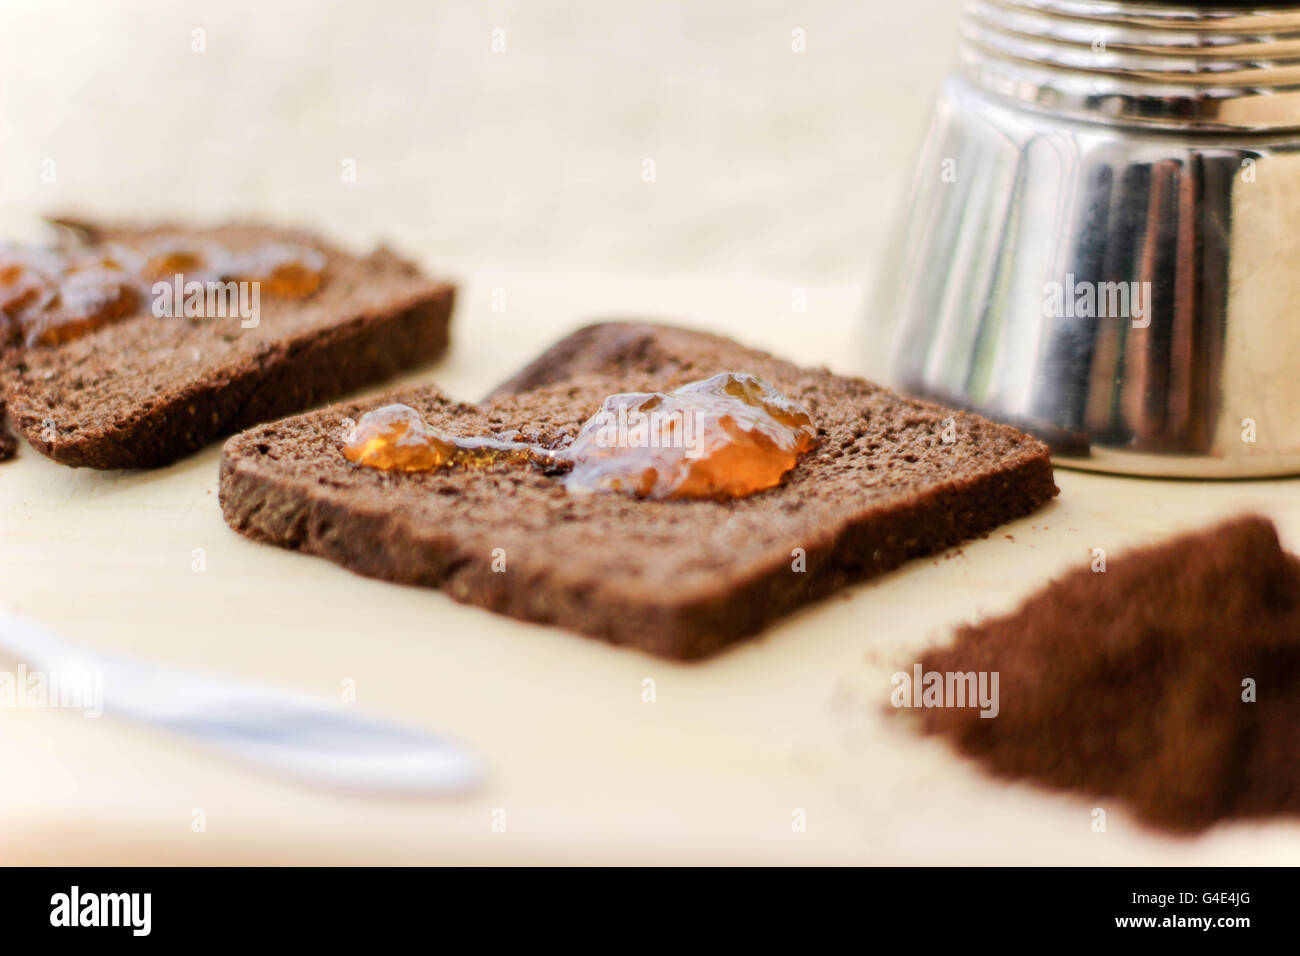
[959,0,1300,130]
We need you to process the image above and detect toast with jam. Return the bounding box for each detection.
[1,219,455,468]
[218,322,1057,659]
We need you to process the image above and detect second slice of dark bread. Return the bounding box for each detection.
[220,322,1058,659]
[2,220,455,469]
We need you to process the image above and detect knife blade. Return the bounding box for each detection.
[0,608,483,796]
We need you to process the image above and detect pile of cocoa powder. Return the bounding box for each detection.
[916,515,1300,833]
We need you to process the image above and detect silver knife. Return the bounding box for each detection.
[0,608,483,795]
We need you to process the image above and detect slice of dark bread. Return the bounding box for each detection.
[1,220,455,469]
[220,321,1057,659]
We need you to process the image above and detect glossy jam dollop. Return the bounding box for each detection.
[343,404,564,472]
[0,237,325,348]
[342,373,818,501]
[562,372,818,499]
[236,244,325,298]
[343,404,457,471]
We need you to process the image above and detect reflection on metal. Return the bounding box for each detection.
[866,1,1300,477]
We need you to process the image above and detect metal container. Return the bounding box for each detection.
[865,1,1300,477]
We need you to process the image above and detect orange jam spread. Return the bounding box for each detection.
[0,237,325,348]
[562,372,818,499]
[342,373,818,501]
[343,404,564,472]
[235,244,325,298]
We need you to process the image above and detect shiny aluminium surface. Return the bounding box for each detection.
[958,0,1300,133]
[865,1,1300,477]
[0,609,483,796]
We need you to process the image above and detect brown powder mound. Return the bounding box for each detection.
[2,219,455,469]
[220,321,1058,659]
[917,515,1300,833]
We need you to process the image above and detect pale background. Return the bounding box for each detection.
[1,0,952,280]
[2,0,1298,865]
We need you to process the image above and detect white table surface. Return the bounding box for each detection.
[3,268,1298,864]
